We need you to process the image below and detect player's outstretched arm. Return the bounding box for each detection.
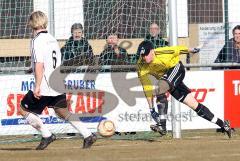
[178,47,200,55]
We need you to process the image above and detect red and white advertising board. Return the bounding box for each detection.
[224,70,240,128]
[0,70,231,135]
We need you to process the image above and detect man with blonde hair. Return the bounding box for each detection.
[20,11,97,150]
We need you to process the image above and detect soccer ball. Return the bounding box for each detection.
[97,120,115,137]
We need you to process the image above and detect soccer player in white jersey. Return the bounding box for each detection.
[19,11,97,150]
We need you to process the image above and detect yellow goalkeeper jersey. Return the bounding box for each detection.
[137,45,189,98]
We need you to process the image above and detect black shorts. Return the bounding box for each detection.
[20,90,67,114]
[161,61,191,102]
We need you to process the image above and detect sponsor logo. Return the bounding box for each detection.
[1,116,107,126]
[232,80,240,96]
[140,47,145,55]
[191,88,215,102]
[166,88,216,102]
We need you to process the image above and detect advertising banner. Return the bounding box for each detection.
[224,70,240,128]
[0,71,225,135]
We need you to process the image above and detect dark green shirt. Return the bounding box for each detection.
[61,36,93,61]
[145,34,168,48]
[99,45,129,65]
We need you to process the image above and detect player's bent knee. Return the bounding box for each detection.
[155,79,171,95]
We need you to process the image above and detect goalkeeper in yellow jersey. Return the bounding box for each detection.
[137,40,232,138]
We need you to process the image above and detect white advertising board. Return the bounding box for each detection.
[0,71,224,135]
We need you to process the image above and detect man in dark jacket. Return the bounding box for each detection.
[99,34,129,65]
[214,25,240,69]
[61,23,94,65]
[145,23,168,48]
[133,23,169,63]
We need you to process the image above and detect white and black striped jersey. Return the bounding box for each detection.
[30,31,61,96]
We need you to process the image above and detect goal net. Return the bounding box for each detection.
[0,0,167,142]
[0,0,167,73]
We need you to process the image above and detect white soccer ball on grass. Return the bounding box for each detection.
[97,120,115,137]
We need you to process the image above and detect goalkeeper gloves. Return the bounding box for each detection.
[150,108,160,124]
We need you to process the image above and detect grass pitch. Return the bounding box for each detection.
[0,129,239,161]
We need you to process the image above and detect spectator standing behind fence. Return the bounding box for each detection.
[214,25,240,69]
[145,23,168,48]
[134,23,169,63]
[98,34,129,65]
[61,23,94,64]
